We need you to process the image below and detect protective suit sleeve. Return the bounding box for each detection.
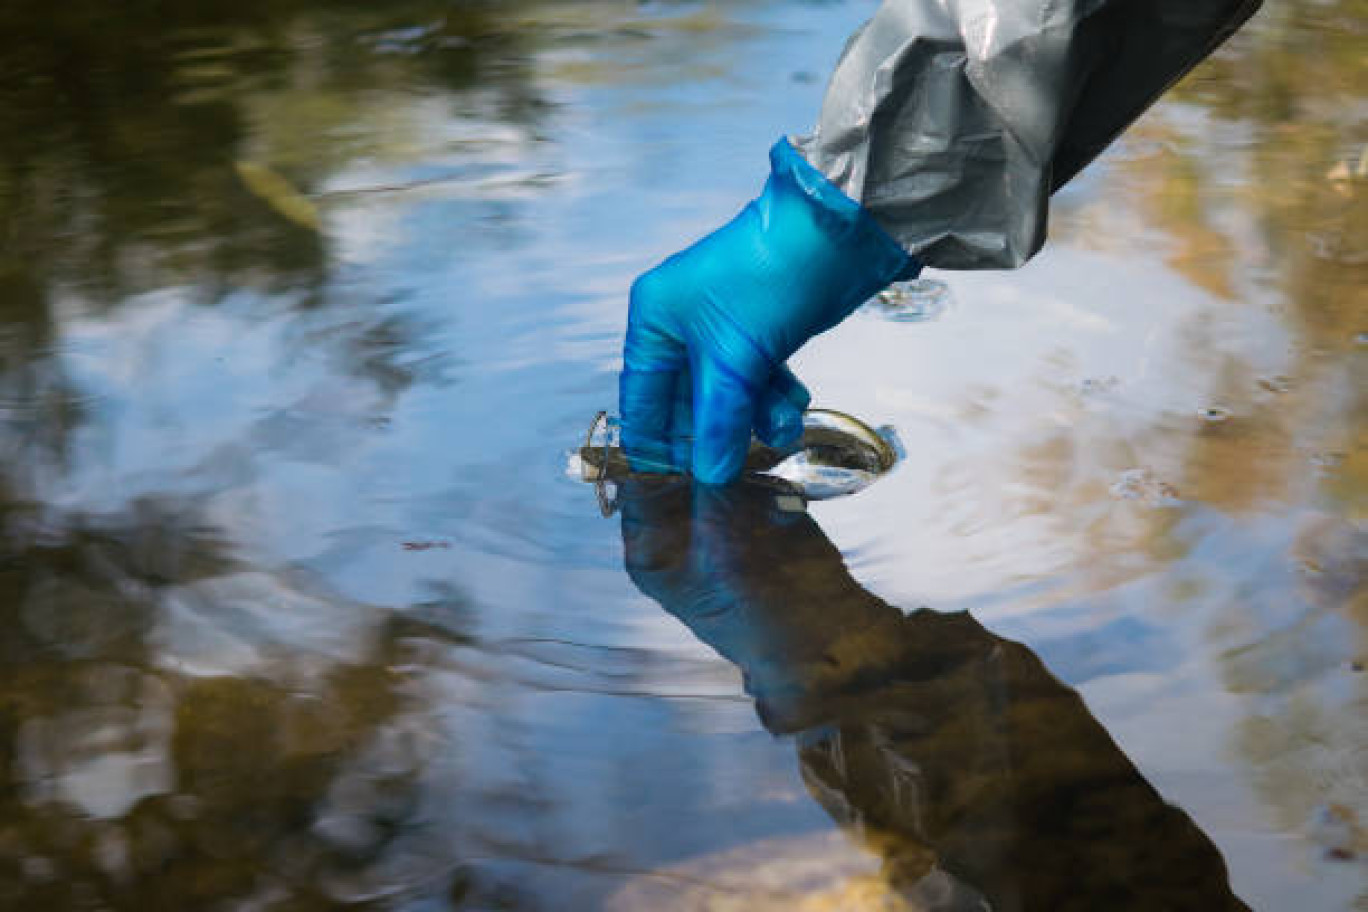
[793,0,1261,270]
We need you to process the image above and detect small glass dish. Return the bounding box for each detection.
[573,408,900,515]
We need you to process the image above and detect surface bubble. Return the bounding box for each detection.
[863,278,953,323]
[1310,451,1345,474]
[1110,468,1182,507]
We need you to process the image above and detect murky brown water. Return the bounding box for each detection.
[0,1,1363,909]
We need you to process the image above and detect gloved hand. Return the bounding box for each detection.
[620,138,917,484]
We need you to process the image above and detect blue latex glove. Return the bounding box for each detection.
[620,138,917,484]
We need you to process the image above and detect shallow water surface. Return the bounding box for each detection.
[0,1,1364,909]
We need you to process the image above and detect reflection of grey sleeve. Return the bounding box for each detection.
[794,0,1261,269]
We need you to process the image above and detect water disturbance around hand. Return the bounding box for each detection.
[571,408,900,510]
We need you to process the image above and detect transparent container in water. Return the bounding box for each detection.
[573,408,901,514]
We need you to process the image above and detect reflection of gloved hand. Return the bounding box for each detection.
[618,476,906,730]
[620,138,916,484]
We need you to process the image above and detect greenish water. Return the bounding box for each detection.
[0,1,1363,909]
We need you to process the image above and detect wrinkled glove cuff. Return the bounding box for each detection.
[770,137,921,287]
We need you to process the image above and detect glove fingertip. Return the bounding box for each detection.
[691,353,764,485]
[758,408,803,450]
[755,366,809,449]
[693,411,750,483]
[771,364,812,412]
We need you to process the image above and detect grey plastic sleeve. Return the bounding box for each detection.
[793,0,1261,270]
